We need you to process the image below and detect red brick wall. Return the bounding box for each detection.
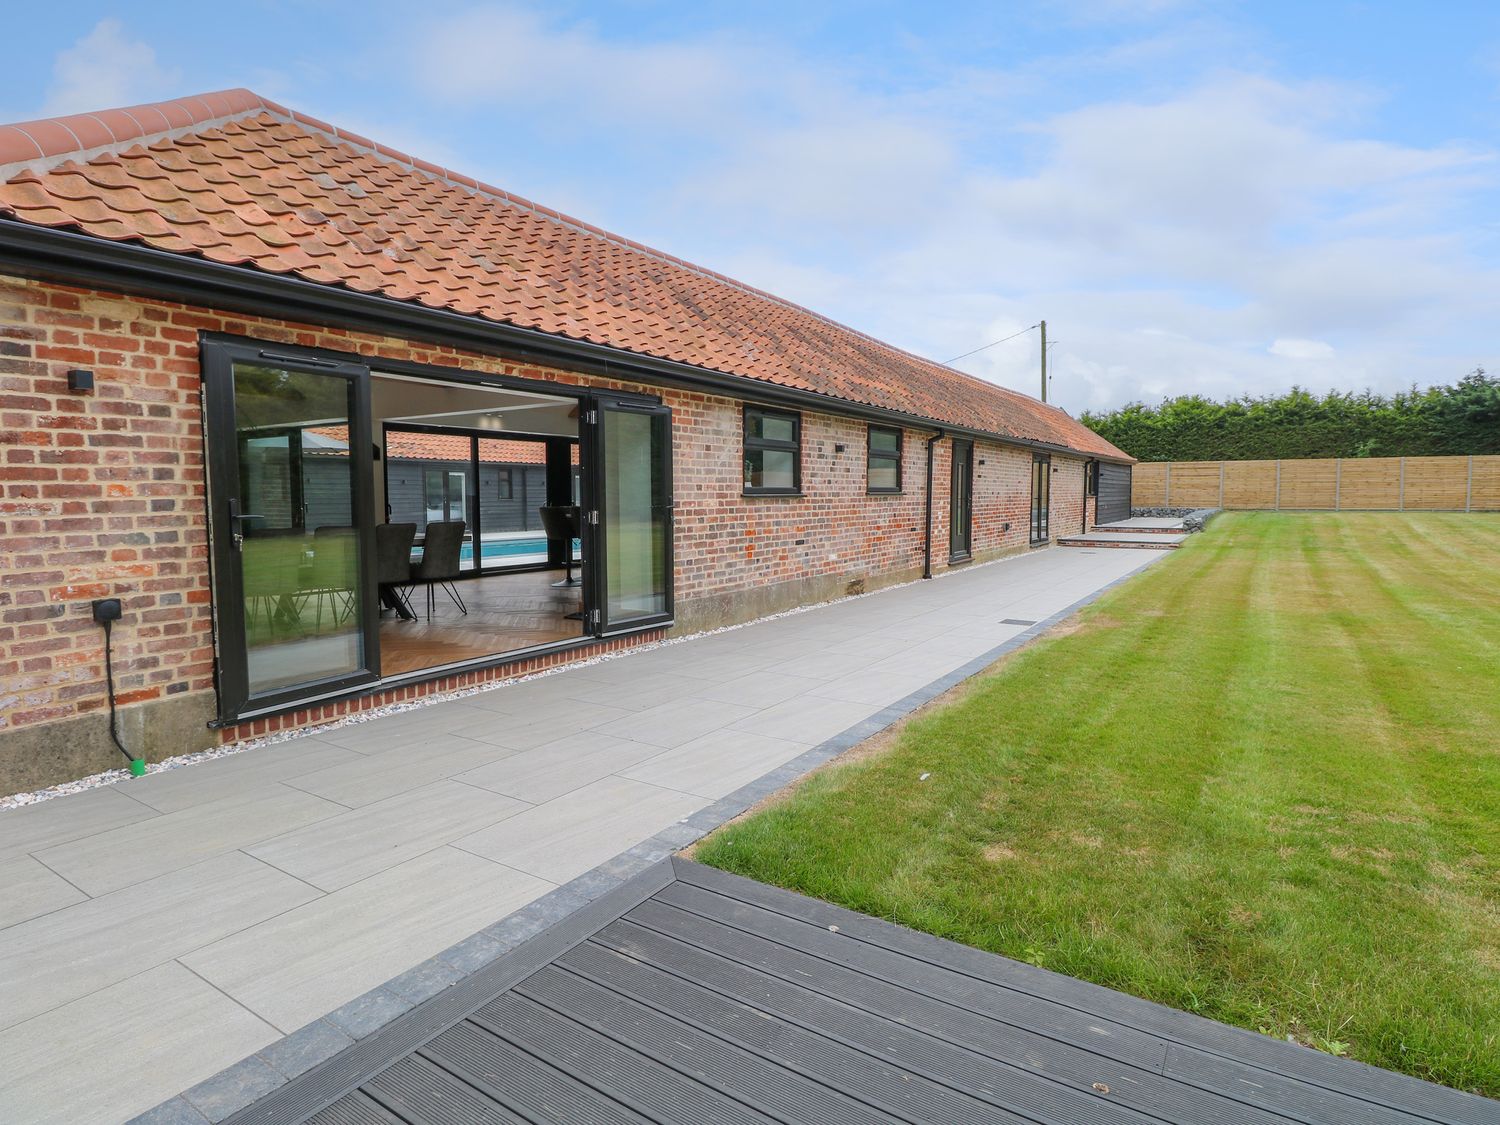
[1,280,212,735]
[0,273,1085,762]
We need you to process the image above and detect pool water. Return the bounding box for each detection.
[413,536,582,566]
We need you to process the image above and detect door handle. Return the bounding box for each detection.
[226,499,262,551]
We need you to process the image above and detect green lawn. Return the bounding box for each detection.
[696,513,1500,1095]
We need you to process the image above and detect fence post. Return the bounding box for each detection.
[1164,462,1171,507]
[1275,460,1281,510]
[1219,461,1225,508]
[1467,455,1474,512]
[1334,458,1341,511]
[1399,458,1406,511]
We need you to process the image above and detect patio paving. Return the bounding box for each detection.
[0,546,1159,1125]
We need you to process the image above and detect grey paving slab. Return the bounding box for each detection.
[36,786,345,897]
[309,700,496,752]
[689,669,823,708]
[182,847,552,1033]
[652,648,779,682]
[765,647,881,680]
[0,784,158,858]
[0,961,278,1125]
[123,740,365,815]
[454,730,665,804]
[246,780,528,892]
[727,694,881,743]
[453,775,707,884]
[281,733,517,807]
[0,851,319,1031]
[0,851,86,929]
[449,698,634,750]
[569,668,714,711]
[595,696,759,749]
[619,729,811,800]
[808,666,951,706]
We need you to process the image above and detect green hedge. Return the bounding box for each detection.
[1080,370,1500,462]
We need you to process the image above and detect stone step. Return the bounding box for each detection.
[1057,533,1186,550]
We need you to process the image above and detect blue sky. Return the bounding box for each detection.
[4,2,1498,413]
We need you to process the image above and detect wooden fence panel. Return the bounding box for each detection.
[1402,456,1470,510]
[1168,461,1222,508]
[1278,459,1339,509]
[1222,461,1278,508]
[1472,456,1500,511]
[1127,454,1491,511]
[1132,462,1168,506]
[1337,457,1402,510]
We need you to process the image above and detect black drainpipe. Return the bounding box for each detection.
[923,429,945,579]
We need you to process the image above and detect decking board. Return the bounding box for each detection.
[223,858,1494,1125]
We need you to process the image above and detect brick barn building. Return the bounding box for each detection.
[0,90,1131,792]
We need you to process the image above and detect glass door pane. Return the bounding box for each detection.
[593,398,673,631]
[477,437,555,569]
[205,343,377,718]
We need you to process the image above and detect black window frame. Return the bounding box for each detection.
[1085,460,1099,497]
[866,424,903,494]
[742,404,802,496]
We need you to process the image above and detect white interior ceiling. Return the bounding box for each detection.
[371,372,579,437]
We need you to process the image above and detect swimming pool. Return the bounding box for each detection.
[414,536,581,567]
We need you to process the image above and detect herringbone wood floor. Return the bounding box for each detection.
[379,568,582,675]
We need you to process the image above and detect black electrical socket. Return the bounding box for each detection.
[91,598,122,625]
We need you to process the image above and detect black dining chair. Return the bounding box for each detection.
[538,504,582,588]
[375,522,417,619]
[303,525,357,626]
[411,519,468,620]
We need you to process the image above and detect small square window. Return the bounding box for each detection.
[867,425,902,493]
[744,406,801,495]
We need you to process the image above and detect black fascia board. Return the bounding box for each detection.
[0,219,1132,464]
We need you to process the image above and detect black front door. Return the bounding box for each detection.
[583,394,674,633]
[204,340,379,719]
[1031,453,1051,542]
[949,439,973,561]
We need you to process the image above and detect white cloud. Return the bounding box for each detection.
[413,7,755,128]
[43,19,179,116]
[1269,338,1335,359]
[396,10,1497,415]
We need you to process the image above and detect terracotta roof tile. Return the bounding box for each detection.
[0,89,1128,460]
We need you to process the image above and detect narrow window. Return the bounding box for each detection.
[1086,460,1098,497]
[867,425,903,493]
[743,406,801,495]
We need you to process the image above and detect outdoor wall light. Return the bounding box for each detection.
[66,368,95,393]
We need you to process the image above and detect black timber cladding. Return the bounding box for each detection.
[227,858,1492,1125]
[1097,461,1132,524]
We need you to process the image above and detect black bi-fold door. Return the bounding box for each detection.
[582,394,674,633]
[203,340,380,720]
[1031,453,1051,543]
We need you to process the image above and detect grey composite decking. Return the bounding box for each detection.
[221,859,1492,1125]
